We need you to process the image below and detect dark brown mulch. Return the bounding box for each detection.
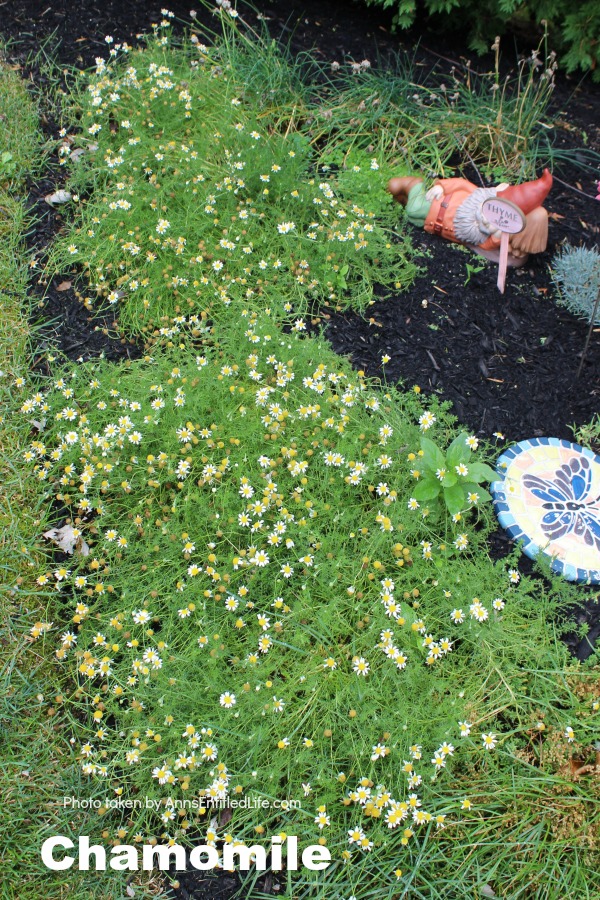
[1,4,599,898]
[28,174,143,369]
[325,217,599,444]
[170,869,244,900]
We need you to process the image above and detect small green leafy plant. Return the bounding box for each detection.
[410,432,497,516]
[573,413,600,452]
[0,150,17,181]
[464,259,485,285]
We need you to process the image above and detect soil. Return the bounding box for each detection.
[28,173,143,369]
[1,3,599,897]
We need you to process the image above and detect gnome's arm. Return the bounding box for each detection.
[431,177,479,196]
[425,184,444,202]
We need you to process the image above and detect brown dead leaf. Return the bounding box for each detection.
[56,281,72,292]
[76,536,90,556]
[218,806,233,827]
[570,760,598,777]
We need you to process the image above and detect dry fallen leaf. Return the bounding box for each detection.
[69,148,85,162]
[43,524,90,556]
[44,189,72,205]
[77,536,90,556]
[56,280,72,292]
[218,806,233,826]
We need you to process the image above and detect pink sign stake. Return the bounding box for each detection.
[497,231,510,294]
[481,197,526,294]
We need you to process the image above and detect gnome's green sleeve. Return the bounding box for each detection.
[404,182,432,227]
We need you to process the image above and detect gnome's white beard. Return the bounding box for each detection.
[453,187,499,245]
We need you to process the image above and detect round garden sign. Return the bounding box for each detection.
[491,437,600,583]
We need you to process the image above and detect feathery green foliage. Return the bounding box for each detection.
[552,244,600,324]
[361,0,600,81]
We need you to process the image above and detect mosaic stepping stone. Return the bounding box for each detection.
[491,437,600,584]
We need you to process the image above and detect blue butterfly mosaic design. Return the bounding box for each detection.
[522,456,600,551]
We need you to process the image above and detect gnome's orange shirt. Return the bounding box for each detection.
[424,178,499,250]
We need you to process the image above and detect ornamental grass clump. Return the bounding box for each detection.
[312,36,558,182]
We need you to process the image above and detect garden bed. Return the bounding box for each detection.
[5,0,600,439]
[2,3,599,900]
[6,0,600,657]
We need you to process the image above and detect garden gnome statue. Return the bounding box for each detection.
[388,169,552,266]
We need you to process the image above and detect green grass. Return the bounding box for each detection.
[4,10,600,899]
[0,60,40,187]
[0,56,165,900]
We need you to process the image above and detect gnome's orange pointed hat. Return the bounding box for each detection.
[496,169,552,214]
